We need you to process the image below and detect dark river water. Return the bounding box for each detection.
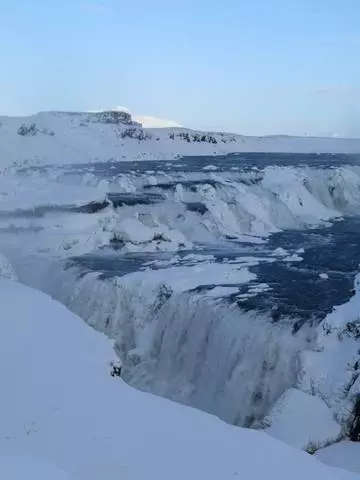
[61,152,360,330]
[69,215,360,329]
[20,151,360,176]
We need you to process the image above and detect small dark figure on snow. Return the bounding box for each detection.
[350,396,360,441]
[110,363,122,378]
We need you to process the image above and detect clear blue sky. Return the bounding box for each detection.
[1,0,359,136]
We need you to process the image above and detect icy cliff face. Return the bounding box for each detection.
[263,273,360,451]
[298,273,360,424]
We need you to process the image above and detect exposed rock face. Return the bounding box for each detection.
[87,110,141,126]
[45,110,141,126]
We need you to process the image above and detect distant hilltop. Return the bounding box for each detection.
[1,110,360,168]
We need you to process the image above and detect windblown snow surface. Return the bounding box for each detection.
[2,111,360,476]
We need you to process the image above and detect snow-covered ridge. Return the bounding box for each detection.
[1,110,360,169]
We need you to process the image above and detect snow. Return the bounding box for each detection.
[204,285,240,297]
[202,164,219,171]
[120,262,256,293]
[1,110,360,170]
[263,273,360,455]
[0,453,72,480]
[262,166,339,227]
[272,247,289,257]
[113,217,190,251]
[265,388,342,450]
[316,442,360,475]
[297,273,360,424]
[283,253,304,262]
[0,278,357,480]
[115,217,157,243]
[0,252,18,280]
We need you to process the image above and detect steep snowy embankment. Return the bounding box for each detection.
[299,273,360,422]
[1,110,360,169]
[264,273,360,456]
[0,276,357,480]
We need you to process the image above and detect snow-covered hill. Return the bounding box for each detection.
[0,276,357,480]
[1,110,360,169]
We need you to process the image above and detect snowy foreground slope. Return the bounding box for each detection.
[1,110,360,169]
[0,277,357,480]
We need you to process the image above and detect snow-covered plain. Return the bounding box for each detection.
[0,276,357,480]
[1,110,360,170]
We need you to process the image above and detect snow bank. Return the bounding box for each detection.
[0,279,356,480]
[265,388,342,450]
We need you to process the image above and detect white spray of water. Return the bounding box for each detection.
[125,293,308,426]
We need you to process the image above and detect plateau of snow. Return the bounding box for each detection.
[1,110,360,170]
[0,276,357,480]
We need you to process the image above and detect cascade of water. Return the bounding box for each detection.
[12,257,309,427]
[124,293,309,426]
[2,160,360,428]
